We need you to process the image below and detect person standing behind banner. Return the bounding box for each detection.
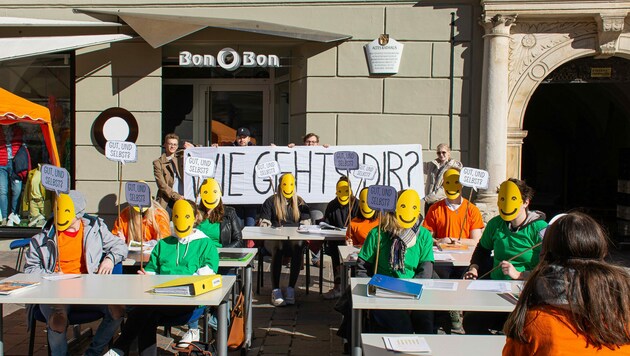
[502,212,630,355]
[462,178,547,335]
[259,173,311,307]
[423,143,462,214]
[346,187,380,247]
[322,176,358,299]
[153,133,186,211]
[356,189,435,334]
[112,200,170,244]
[196,178,244,249]
[24,190,128,356]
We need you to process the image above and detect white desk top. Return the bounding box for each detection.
[361,333,506,356]
[242,226,346,241]
[433,246,473,267]
[339,245,360,265]
[217,247,257,268]
[351,278,519,312]
[0,274,236,306]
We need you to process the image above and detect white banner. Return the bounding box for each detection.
[182,144,424,205]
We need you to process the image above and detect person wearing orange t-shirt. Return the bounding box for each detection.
[112,200,170,244]
[24,190,128,356]
[422,169,484,248]
[346,187,379,247]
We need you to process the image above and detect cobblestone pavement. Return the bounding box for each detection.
[0,240,628,355]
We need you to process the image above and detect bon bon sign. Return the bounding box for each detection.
[105,140,137,164]
[367,185,397,212]
[460,167,489,191]
[41,164,70,194]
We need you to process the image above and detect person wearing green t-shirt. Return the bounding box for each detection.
[462,178,547,335]
[356,189,435,334]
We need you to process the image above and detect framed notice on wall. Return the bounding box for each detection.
[364,35,404,75]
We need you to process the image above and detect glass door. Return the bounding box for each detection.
[204,85,270,146]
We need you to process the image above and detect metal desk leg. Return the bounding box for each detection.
[244,264,253,349]
[304,246,310,295]
[0,304,4,356]
[257,252,263,295]
[341,263,348,292]
[351,308,362,356]
[217,298,228,356]
[319,250,324,294]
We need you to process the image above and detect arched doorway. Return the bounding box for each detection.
[521,57,630,228]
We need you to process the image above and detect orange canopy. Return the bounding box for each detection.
[0,88,60,166]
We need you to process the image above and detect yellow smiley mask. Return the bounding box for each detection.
[359,188,375,219]
[280,174,295,199]
[396,189,421,229]
[200,178,222,210]
[336,180,351,206]
[56,193,75,232]
[498,180,523,221]
[173,200,195,238]
[443,169,462,200]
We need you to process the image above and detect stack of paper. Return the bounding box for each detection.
[467,280,512,292]
[382,336,431,353]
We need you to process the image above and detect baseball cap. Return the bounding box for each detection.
[236,127,251,137]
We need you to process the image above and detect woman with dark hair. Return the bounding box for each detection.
[463,178,548,334]
[356,189,434,333]
[196,178,244,248]
[259,173,311,307]
[503,212,630,355]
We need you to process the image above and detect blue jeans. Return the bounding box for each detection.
[0,160,22,219]
[39,304,123,356]
[234,205,257,226]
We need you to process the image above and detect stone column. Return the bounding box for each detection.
[477,14,515,218]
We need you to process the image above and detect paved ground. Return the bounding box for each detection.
[0,238,628,356]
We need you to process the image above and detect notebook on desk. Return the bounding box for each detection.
[219,252,254,261]
[367,274,423,299]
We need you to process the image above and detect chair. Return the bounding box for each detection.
[9,238,31,271]
[28,262,123,355]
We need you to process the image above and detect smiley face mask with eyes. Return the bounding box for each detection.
[396,189,421,229]
[336,180,351,206]
[56,193,76,232]
[173,200,195,238]
[359,188,375,219]
[280,174,295,199]
[200,178,222,210]
[498,180,523,221]
[443,169,462,200]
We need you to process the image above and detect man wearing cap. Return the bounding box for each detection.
[24,190,128,356]
[233,127,254,146]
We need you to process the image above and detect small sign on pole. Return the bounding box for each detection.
[184,156,216,178]
[255,161,281,178]
[41,164,70,194]
[367,185,397,212]
[125,181,152,209]
[459,167,490,191]
[105,140,138,164]
[352,164,378,181]
[334,151,359,171]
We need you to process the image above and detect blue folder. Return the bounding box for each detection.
[367,274,423,299]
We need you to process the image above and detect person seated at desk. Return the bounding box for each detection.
[24,190,128,356]
[259,173,311,307]
[322,176,358,300]
[196,177,244,249]
[346,187,379,247]
[356,189,435,334]
[422,168,484,249]
[105,199,219,356]
[463,178,547,335]
[503,212,630,355]
[112,200,170,244]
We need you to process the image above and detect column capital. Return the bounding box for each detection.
[595,12,627,58]
[481,14,517,36]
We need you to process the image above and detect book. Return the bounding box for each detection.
[438,243,469,251]
[150,275,222,297]
[219,252,254,261]
[367,274,423,299]
[382,336,431,353]
[0,280,39,295]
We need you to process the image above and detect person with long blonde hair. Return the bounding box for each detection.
[112,200,170,244]
[259,173,311,307]
[503,212,630,355]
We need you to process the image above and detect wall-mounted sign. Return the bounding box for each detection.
[92,107,139,151]
[591,67,612,78]
[179,48,280,71]
[364,34,404,75]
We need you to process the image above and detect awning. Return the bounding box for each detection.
[0,16,121,27]
[0,34,133,62]
[74,9,352,48]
